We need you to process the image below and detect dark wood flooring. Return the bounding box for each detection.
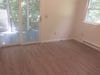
[0,40,100,75]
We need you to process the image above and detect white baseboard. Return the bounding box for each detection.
[73,38,100,52]
[40,38,72,43]
[83,40,100,51]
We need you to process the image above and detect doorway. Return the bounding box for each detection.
[0,0,40,46]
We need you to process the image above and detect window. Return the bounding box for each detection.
[85,0,100,24]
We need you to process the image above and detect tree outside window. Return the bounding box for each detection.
[85,0,100,24]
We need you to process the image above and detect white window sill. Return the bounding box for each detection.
[82,21,100,25]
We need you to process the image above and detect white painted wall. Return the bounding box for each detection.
[40,0,77,42]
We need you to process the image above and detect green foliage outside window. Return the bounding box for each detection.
[86,0,100,23]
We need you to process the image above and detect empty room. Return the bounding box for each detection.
[0,0,100,75]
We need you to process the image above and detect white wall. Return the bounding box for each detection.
[73,0,100,47]
[40,0,77,42]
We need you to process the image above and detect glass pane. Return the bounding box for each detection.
[9,0,19,32]
[0,0,6,9]
[0,0,20,45]
[22,0,27,31]
[29,0,40,30]
[89,0,100,9]
[0,0,7,32]
[22,0,40,43]
[86,10,100,23]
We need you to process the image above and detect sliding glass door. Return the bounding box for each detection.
[0,0,40,46]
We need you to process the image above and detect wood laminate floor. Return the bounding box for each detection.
[0,40,100,75]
